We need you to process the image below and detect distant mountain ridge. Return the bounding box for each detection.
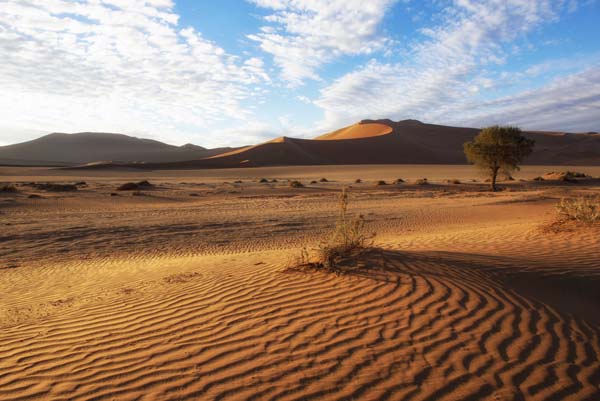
[2,120,599,168]
[0,132,234,165]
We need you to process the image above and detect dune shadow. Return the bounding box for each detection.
[316,248,600,324]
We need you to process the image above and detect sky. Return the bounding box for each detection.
[0,0,599,148]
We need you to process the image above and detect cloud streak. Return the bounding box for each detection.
[0,0,269,144]
[314,0,599,132]
[247,0,396,85]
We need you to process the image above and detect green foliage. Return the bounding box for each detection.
[464,125,534,191]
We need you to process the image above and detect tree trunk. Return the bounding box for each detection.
[491,168,498,191]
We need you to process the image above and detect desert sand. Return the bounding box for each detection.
[1,164,599,400]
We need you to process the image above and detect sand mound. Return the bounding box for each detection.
[315,122,393,140]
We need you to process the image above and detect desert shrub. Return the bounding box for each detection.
[234,180,243,184]
[355,179,362,184]
[259,178,268,183]
[110,192,119,197]
[270,179,278,183]
[415,178,428,185]
[28,194,43,199]
[117,181,153,191]
[533,176,544,181]
[310,180,318,184]
[445,179,461,184]
[555,196,600,224]
[394,178,405,184]
[74,181,87,187]
[376,180,387,186]
[33,183,77,191]
[320,178,328,182]
[1,184,18,192]
[289,180,304,188]
[317,188,373,269]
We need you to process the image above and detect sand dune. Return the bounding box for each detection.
[0,132,235,166]
[1,165,599,400]
[96,119,600,170]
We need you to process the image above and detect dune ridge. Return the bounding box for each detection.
[86,119,600,170]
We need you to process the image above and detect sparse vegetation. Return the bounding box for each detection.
[317,188,373,269]
[543,171,589,182]
[445,179,461,184]
[117,181,153,191]
[415,178,428,185]
[270,179,278,183]
[376,180,387,186]
[394,178,404,184]
[259,178,269,183]
[320,178,328,182]
[310,180,318,184]
[555,196,599,224]
[464,126,535,191]
[289,180,304,188]
[1,184,18,192]
[533,176,544,181]
[355,179,362,184]
[30,183,78,192]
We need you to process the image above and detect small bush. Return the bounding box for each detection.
[1,184,18,193]
[376,180,387,186]
[355,179,362,184]
[533,176,544,181]
[320,178,328,182]
[310,180,318,184]
[445,179,461,184]
[317,188,372,269]
[234,180,243,184]
[110,192,119,197]
[270,179,278,183]
[394,178,405,184]
[289,180,304,188]
[74,181,87,187]
[415,178,428,185]
[555,196,600,224]
[28,194,43,199]
[117,180,153,191]
[259,178,269,183]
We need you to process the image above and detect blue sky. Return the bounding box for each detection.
[0,0,599,147]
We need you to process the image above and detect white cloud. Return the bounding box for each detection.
[313,0,599,132]
[0,0,269,145]
[247,0,396,85]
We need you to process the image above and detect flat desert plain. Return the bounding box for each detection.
[1,164,600,401]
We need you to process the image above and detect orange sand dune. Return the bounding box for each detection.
[315,122,393,140]
[89,119,600,170]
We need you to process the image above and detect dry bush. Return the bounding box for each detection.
[414,178,428,185]
[320,178,328,182]
[445,179,461,184]
[555,196,600,224]
[317,188,373,270]
[1,184,18,193]
[310,180,318,184]
[259,178,269,183]
[117,181,153,191]
[376,180,387,186]
[355,178,362,184]
[289,180,304,188]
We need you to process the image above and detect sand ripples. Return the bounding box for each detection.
[1,243,599,400]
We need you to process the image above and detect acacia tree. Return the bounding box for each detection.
[464,126,535,191]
